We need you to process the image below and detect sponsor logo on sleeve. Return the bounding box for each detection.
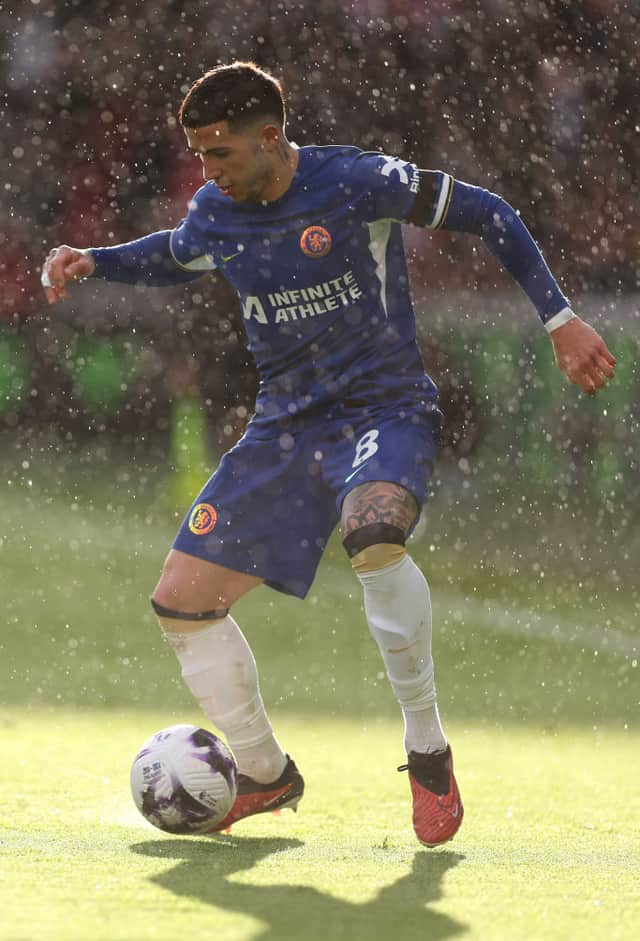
[379,155,419,193]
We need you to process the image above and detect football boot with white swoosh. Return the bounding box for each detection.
[207,755,304,833]
[397,745,463,847]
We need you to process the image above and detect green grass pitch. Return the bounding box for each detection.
[1,468,638,940]
[1,712,638,941]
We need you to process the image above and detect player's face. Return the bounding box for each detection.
[185,120,276,202]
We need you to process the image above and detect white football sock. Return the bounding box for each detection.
[162,615,287,783]
[357,554,448,755]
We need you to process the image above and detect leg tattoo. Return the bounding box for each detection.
[341,481,418,539]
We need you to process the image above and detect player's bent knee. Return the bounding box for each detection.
[342,522,406,574]
[150,597,229,624]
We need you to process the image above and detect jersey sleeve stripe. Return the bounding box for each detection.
[430,174,454,229]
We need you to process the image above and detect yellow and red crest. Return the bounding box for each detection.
[300,226,332,258]
[188,503,218,535]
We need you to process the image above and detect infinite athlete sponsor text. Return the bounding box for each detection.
[242,269,364,325]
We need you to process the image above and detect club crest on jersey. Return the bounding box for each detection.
[188,503,218,535]
[300,226,332,258]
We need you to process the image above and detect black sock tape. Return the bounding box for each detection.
[150,598,229,621]
[342,523,406,559]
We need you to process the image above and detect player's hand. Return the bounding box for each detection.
[550,316,616,395]
[41,245,95,305]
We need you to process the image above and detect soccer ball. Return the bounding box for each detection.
[130,724,238,834]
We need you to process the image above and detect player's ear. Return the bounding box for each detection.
[259,122,281,151]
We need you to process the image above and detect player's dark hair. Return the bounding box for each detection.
[179,62,285,130]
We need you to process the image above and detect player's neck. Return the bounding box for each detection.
[261,139,299,203]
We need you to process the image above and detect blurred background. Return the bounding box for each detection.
[1,0,638,717]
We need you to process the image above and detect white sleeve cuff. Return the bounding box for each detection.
[545,307,576,334]
[427,173,454,229]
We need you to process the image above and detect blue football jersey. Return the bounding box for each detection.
[169,146,442,429]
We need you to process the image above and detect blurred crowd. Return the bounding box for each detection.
[2,0,638,322]
[0,0,638,447]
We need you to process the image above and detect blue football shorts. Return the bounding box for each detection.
[173,402,443,598]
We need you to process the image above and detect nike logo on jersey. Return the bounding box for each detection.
[221,250,243,263]
[344,460,372,484]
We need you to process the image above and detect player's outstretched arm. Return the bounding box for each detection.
[41,230,204,305]
[411,173,617,394]
[41,245,95,305]
[548,315,616,395]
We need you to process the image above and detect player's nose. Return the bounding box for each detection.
[202,160,220,182]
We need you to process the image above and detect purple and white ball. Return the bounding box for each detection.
[130,724,238,834]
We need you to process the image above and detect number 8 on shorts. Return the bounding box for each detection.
[352,429,380,468]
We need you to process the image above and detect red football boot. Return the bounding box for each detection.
[207,755,304,833]
[398,745,463,847]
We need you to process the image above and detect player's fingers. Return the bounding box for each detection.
[43,247,75,290]
[582,366,608,394]
[64,260,86,280]
[55,260,71,289]
[590,342,616,368]
[596,356,616,380]
[591,334,616,366]
[565,362,598,394]
[47,284,68,302]
[590,339,617,369]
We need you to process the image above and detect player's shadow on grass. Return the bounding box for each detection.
[130,835,466,941]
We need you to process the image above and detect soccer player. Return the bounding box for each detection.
[42,62,615,847]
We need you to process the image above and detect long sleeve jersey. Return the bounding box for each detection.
[90,146,572,431]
